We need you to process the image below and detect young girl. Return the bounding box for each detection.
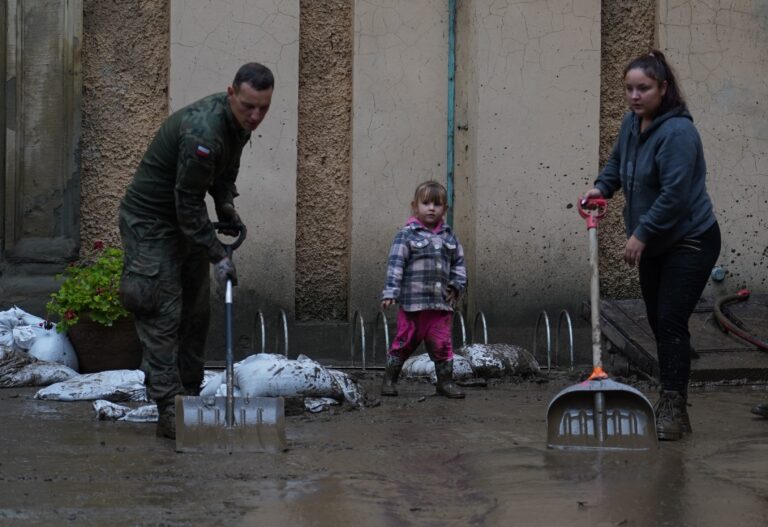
[583,50,720,440]
[380,181,467,398]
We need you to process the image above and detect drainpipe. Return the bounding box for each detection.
[446,0,456,227]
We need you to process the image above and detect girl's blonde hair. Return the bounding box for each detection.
[413,180,448,206]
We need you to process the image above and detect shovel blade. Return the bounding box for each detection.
[546,379,657,451]
[175,395,287,453]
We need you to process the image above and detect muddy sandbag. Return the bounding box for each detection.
[402,353,474,382]
[304,397,340,413]
[93,400,158,422]
[234,353,343,399]
[35,369,147,402]
[0,346,78,388]
[328,369,366,407]
[0,307,78,370]
[457,343,540,378]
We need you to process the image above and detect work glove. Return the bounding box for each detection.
[216,203,241,237]
[214,256,238,287]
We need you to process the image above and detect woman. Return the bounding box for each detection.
[582,50,720,441]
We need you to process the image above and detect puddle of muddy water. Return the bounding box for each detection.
[2,382,768,526]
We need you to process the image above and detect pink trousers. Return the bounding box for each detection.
[388,309,454,363]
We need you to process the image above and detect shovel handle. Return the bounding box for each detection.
[213,222,247,256]
[577,197,607,230]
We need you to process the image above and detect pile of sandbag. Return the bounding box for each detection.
[0,306,78,371]
[33,353,368,418]
[402,343,540,381]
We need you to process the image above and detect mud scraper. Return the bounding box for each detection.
[546,198,657,451]
[176,223,286,453]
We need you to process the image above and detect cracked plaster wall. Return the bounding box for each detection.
[170,0,299,314]
[80,0,169,252]
[660,0,768,295]
[453,0,601,329]
[349,0,450,319]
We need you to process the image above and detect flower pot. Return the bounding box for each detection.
[66,315,143,373]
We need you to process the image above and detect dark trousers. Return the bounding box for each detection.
[639,222,721,394]
[119,208,211,403]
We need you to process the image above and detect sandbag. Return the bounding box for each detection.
[304,397,340,413]
[35,369,147,402]
[235,353,343,400]
[0,346,78,388]
[457,343,540,378]
[402,353,474,382]
[0,306,78,370]
[92,400,158,422]
[328,369,366,408]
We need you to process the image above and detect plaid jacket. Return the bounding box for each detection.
[381,218,467,312]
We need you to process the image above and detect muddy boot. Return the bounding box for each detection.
[434,360,465,399]
[679,393,692,434]
[155,398,177,440]
[751,403,768,418]
[381,356,404,397]
[182,383,201,397]
[654,390,687,441]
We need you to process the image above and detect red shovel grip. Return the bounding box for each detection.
[577,197,607,229]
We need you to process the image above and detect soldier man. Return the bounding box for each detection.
[118,62,274,439]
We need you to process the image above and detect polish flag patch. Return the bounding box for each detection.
[195,145,210,158]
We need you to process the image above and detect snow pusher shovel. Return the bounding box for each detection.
[176,223,287,453]
[546,198,657,451]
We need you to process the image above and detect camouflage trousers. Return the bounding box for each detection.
[118,206,210,403]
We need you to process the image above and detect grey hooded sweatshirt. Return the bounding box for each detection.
[595,107,717,256]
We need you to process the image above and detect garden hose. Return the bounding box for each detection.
[713,289,768,351]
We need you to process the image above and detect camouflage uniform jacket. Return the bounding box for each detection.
[121,93,251,263]
[381,218,467,312]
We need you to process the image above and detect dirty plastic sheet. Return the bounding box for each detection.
[328,369,365,407]
[402,353,474,382]
[457,343,541,378]
[0,347,78,388]
[92,400,158,422]
[34,369,147,402]
[304,397,340,413]
[0,306,78,370]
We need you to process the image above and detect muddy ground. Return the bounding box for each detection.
[1,373,767,526]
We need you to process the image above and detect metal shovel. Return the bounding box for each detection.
[175,223,287,453]
[546,198,657,451]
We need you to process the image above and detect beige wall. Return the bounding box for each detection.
[170,0,300,313]
[659,0,768,296]
[73,1,768,349]
[349,0,450,318]
[456,0,601,329]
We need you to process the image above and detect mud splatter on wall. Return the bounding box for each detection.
[80,0,169,252]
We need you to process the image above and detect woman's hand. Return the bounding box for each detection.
[624,235,646,266]
[579,188,604,205]
[381,298,396,309]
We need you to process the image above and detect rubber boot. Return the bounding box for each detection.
[381,356,404,397]
[654,390,687,441]
[434,360,465,399]
[156,398,177,440]
[750,403,768,418]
